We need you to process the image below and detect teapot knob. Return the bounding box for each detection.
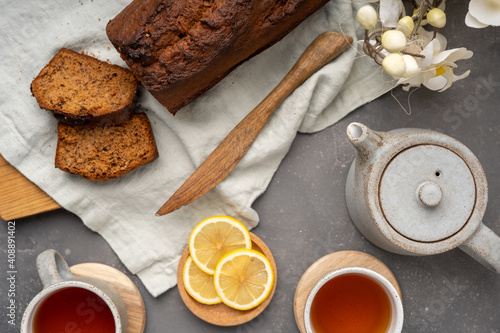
[418,181,442,207]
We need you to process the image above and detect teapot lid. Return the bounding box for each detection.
[379,145,476,242]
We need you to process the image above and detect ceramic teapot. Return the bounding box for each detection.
[345,122,500,273]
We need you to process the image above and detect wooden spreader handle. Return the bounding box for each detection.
[157,32,353,216]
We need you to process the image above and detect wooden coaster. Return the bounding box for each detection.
[293,251,401,333]
[177,233,277,326]
[70,263,146,333]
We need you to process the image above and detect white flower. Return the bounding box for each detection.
[466,0,500,28]
[397,38,473,91]
[416,27,447,49]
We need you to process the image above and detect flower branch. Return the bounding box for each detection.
[357,0,473,92]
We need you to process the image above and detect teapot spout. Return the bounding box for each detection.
[347,122,384,158]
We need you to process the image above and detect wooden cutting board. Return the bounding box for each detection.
[0,154,60,221]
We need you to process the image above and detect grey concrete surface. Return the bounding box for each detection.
[1,2,499,332]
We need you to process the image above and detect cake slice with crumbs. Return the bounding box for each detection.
[31,48,140,125]
[55,113,158,181]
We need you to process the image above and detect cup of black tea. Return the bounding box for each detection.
[21,249,127,333]
[303,267,403,333]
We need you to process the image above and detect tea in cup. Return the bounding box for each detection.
[303,267,403,333]
[21,249,127,333]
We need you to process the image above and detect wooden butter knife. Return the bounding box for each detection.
[157,32,353,216]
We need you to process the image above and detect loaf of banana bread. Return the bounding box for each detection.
[106,0,329,114]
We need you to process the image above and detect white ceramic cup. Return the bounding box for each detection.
[21,249,127,333]
[303,267,404,333]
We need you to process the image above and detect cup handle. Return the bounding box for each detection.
[459,223,500,273]
[36,249,74,288]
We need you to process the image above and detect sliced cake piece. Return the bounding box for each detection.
[55,113,158,181]
[31,48,140,125]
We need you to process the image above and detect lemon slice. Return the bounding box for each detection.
[183,255,221,305]
[213,249,274,311]
[189,215,252,275]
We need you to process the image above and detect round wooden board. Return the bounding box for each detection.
[70,263,146,333]
[177,232,277,326]
[293,251,401,333]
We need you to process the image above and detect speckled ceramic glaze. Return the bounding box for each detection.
[345,123,500,273]
[21,249,127,333]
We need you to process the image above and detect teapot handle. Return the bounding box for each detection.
[459,223,500,273]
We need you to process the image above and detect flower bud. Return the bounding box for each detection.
[401,55,419,78]
[397,16,414,36]
[357,5,378,30]
[381,30,407,53]
[427,8,446,28]
[382,53,406,78]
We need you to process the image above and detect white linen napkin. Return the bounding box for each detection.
[0,0,393,296]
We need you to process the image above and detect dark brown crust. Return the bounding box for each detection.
[51,105,132,126]
[31,48,140,125]
[51,86,140,126]
[55,113,159,181]
[106,0,329,114]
